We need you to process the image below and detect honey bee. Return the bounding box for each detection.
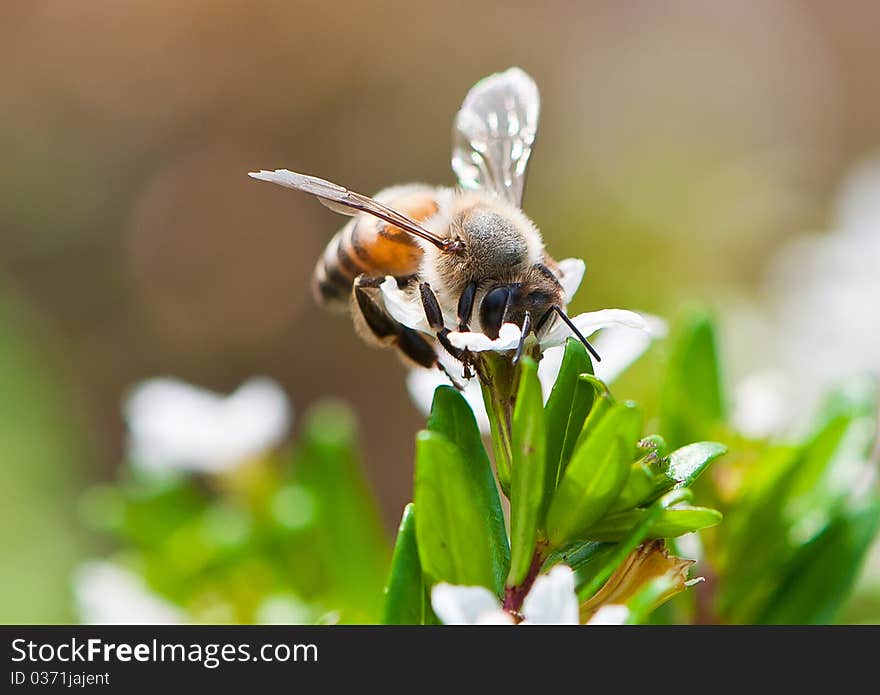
[250,67,598,377]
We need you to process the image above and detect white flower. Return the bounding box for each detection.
[556,258,586,304]
[396,255,664,429]
[430,584,516,625]
[444,308,650,354]
[124,376,292,474]
[519,565,580,624]
[407,316,666,434]
[407,351,494,433]
[447,322,524,352]
[73,561,185,625]
[537,312,669,399]
[731,369,792,439]
[430,565,627,625]
[586,604,631,625]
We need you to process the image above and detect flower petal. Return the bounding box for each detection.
[219,378,293,464]
[586,605,630,625]
[431,583,502,625]
[557,258,586,304]
[590,314,668,383]
[520,565,580,625]
[475,610,516,625]
[379,276,431,333]
[447,322,522,352]
[541,308,650,350]
[537,344,565,404]
[406,368,491,434]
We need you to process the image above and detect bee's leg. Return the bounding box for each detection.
[353,277,402,344]
[397,326,441,369]
[419,282,474,378]
[418,282,445,333]
[352,275,464,389]
[456,280,478,331]
[399,326,466,391]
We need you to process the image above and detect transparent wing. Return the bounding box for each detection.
[452,67,540,207]
[248,169,457,251]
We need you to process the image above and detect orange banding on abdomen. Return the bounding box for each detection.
[343,191,439,278]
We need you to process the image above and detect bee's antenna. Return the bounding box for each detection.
[551,306,601,362]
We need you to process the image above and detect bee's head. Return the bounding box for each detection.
[477,263,601,362]
[478,264,565,340]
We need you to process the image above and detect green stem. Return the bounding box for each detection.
[476,353,519,497]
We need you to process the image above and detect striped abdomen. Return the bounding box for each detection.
[312,185,441,307]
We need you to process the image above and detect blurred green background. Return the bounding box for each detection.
[2,1,879,622]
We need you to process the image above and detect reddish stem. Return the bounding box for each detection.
[503,544,547,617]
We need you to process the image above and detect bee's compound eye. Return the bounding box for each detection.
[479,285,511,340]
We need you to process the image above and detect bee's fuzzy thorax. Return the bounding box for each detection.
[418,191,545,309]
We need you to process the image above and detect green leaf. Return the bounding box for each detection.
[545,401,642,545]
[574,491,680,601]
[544,540,615,581]
[294,402,390,622]
[544,338,594,489]
[427,386,510,592]
[623,575,682,624]
[582,504,722,542]
[647,441,728,501]
[414,430,503,594]
[660,312,727,448]
[665,441,727,487]
[717,381,878,620]
[756,500,880,624]
[382,504,425,625]
[548,492,695,606]
[508,357,549,586]
[638,434,668,458]
[609,460,657,513]
[571,375,613,453]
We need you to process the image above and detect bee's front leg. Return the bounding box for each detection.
[456,281,478,331]
[418,282,474,379]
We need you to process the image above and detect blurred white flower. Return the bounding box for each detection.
[124,376,292,473]
[73,561,185,625]
[731,370,792,439]
[731,158,880,435]
[431,565,626,625]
